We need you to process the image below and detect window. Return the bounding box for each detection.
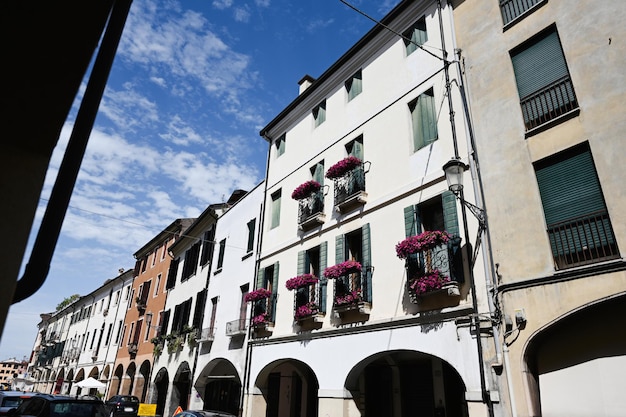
[298,162,326,228]
[144,315,152,341]
[334,225,372,305]
[154,274,162,297]
[275,134,286,157]
[127,323,134,346]
[171,299,192,334]
[409,88,438,151]
[255,262,279,323]
[239,284,249,328]
[114,290,120,305]
[403,192,464,283]
[115,321,123,344]
[313,100,326,127]
[208,297,218,335]
[345,69,362,101]
[297,243,328,313]
[216,238,226,270]
[246,219,256,254]
[158,310,170,338]
[193,289,207,330]
[161,238,168,260]
[133,320,143,345]
[511,27,578,131]
[534,143,618,269]
[200,227,216,266]
[105,323,113,346]
[403,16,427,55]
[165,258,179,290]
[151,247,158,267]
[270,190,282,229]
[500,0,545,26]
[346,136,364,160]
[181,241,201,281]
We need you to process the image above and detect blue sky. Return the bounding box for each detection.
[0,0,401,361]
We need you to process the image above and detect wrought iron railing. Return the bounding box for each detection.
[333,267,372,307]
[547,210,619,269]
[252,295,276,325]
[298,190,324,224]
[333,164,367,207]
[500,0,543,25]
[198,327,215,341]
[293,283,321,320]
[520,75,578,130]
[405,242,457,282]
[225,319,247,336]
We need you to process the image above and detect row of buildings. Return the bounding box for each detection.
[25,1,626,416]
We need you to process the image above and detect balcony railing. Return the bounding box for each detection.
[333,267,372,312]
[252,295,276,330]
[520,75,578,131]
[225,319,247,336]
[547,210,619,269]
[293,283,323,322]
[333,163,369,213]
[298,190,325,230]
[405,241,462,303]
[197,327,215,342]
[500,0,543,26]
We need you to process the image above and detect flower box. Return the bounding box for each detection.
[407,269,459,303]
[294,303,321,321]
[244,288,271,302]
[291,180,321,200]
[396,230,452,259]
[326,156,362,179]
[324,260,362,279]
[285,274,319,290]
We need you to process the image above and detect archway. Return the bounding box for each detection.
[124,362,136,396]
[74,369,85,395]
[137,360,152,401]
[346,350,467,417]
[110,364,124,397]
[65,369,75,395]
[196,359,241,415]
[170,362,191,415]
[54,369,65,394]
[254,359,319,417]
[153,368,169,417]
[524,294,626,417]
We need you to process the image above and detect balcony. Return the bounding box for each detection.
[128,343,138,355]
[332,267,372,317]
[293,284,324,324]
[547,210,619,269]
[197,327,215,343]
[404,241,461,304]
[332,163,369,213]
[225,319,247,337]
[251,296,275,333]
[298,190,326,231]
[520,75,578,131]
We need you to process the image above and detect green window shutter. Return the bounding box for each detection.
[351,139,364,160]
[404,17,427,55]
[271,191,281,229]
[347,70,362,101]
[297,250,306,275]
[335,234,345,264]
[312,162,325,185]
[442,191,459,237]
[319,242,328,313]
[511,29,568,99]
[256,267,265,289]
[270,262,280,322]
[361,224,372,303]
[411,89,438,151]
[403,205,421,237]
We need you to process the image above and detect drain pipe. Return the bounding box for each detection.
[12,0,134,304]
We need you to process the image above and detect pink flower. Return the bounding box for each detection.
[325,156,362,179]
[408,269,450,295]
[324,260,362,279]
[244,288,272,302]
[294,303,319,320]
[285,274,319,290]
[395,230,451,259]
[252,313,269,325]
[334,290,362,306]
[291,180,322,200]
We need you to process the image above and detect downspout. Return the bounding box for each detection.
[240,136,272,417]
[12,0,134,304]
[436,1,494,416]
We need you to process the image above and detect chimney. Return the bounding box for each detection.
[298,75,316,95]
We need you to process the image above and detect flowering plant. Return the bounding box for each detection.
[285,274,319,290]
[244,288,272,302]
[294,302,319,320]
[251,313,269,325]
[395,230,452,259]
[408,269,450,295]
[324,260,362,279]
[334,290,362,306]
[291,180,322,200]
[325,156,362,179]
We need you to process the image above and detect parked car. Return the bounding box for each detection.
[173,411,236,417]
[104,395,139,417]
[7,394,107,417]
[0,392,38,415]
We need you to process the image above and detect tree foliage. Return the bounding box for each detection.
[56,294,81,311]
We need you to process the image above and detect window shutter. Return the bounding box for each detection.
[442,191,459,237]
[256,267,265,290]
[165,259,179,290]
[193,289,207,330]
[313,162,325,185]
[361,224,372,303]
[511,29,568,99]
[335,234,345,264]
[297,250,306,275]
[319,242,328,313]
[411,89,438,151]
[404,205,421,237]
[271,262,280,322]
[351,139,364,160]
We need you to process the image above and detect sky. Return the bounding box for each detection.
[0,0,401,361]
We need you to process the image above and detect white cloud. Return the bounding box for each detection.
[255,0,270,7]
[212,0,233,10]
[160,115,205,146]
[234,6,251,23]
[306,18,335,33]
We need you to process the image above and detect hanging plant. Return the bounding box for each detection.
[408,269,451,295]
[244,288,272,302]
[395,230,452,259]
[285,274,319,290]
[291,180,321,200]
[324,260,362,279]
[325,156,362,179]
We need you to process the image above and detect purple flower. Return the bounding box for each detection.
[334,290,362,306]
[395,230,451,259]
[244,288,272,302]
[325,156,362,179]
[285,274,319,290]
[324,260,362,279]
[294,303,319,320]
[408,269,450,295]
[252,313,269,325]
[291,180,322,200]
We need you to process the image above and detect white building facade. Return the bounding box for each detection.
[246,1,500,417]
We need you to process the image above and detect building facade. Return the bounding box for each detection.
[246,1,500,416]
[451,0,626,416]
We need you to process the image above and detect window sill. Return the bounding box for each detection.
[502,0,548,32]
[241,252,253,261]
[213,268,223,276]
[524,108,580,138]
